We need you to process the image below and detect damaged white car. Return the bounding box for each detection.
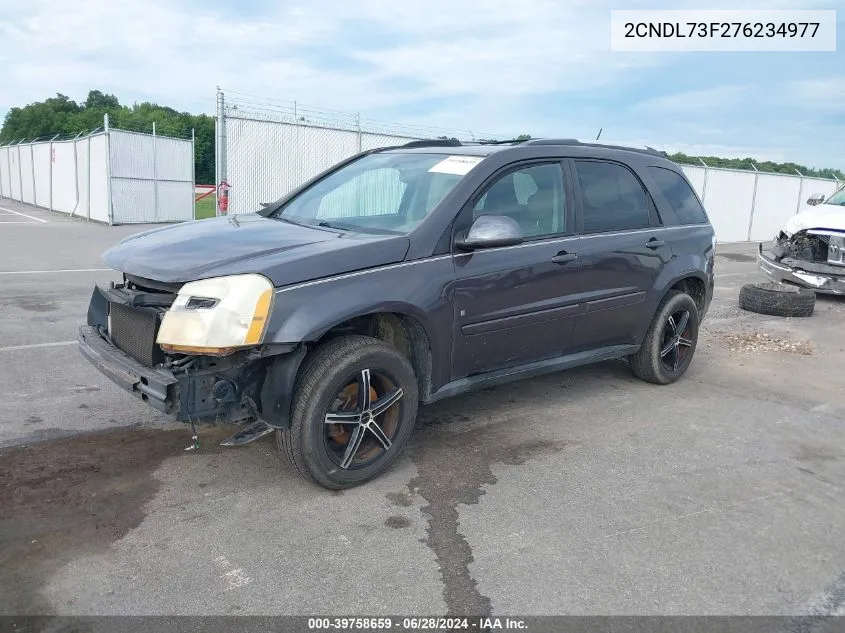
[758,184,845,295]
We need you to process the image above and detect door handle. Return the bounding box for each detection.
[645,238,665,249]
[551,251,578,264]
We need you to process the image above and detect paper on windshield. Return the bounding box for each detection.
[428,155,484,176]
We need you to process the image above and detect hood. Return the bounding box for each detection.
[784,204,845,236]
[103,214,410,286]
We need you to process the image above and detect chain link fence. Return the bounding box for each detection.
[215,89,842,242]
[215,89,499,216]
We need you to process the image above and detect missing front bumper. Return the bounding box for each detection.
[758,243,845,295]
[78,325,255,424]
[78,325,178,415]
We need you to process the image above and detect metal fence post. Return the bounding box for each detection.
[104,114,114,224]
[49,134,59,213]
[698,158,709,201]
[746,161,759,241]
[794,168,804,215]
[29,141,37,206]
[17,140,24,203]
[215,88,226,217]
[153,121,158,222]
[87,131,92,221]
[191,127,196,219]
[356,114,362,152]
[69,132,83,218]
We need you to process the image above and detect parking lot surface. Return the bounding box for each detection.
[1,198,844,617]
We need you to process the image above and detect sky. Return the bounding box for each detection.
[0,0,842,169]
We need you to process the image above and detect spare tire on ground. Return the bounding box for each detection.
[738,282,815,317]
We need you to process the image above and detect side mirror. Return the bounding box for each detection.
[807,193,825,206]
[455,215,524,250]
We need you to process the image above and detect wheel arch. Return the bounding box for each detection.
[260,308,435,430]
[634,271,709,345]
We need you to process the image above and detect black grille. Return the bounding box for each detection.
[109,302,164,367]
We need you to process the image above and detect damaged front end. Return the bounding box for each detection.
[78,275,306,445]
[759,229,845,295]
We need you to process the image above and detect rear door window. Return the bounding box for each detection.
[648,166,709,224]
[573,160,652,233]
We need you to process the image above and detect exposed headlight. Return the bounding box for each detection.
[157,274,274,355]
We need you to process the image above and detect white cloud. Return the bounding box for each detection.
[0,0,842,168]
[634,86,749,112]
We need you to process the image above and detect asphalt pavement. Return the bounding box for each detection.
[1,199,844,618]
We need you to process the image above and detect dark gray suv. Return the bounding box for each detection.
[79,138,715,488]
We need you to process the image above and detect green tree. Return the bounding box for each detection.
[1,90,216,184]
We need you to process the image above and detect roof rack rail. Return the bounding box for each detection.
[522,138,667,157]
[477,138,529,145]
[401,138,463,148]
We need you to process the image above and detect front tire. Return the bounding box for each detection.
[630,291,700,385]
[277,335,419,489]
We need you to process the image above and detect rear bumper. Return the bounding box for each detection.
[758,243,845,295]
[78,325,178,415]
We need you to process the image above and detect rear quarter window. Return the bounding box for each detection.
[648,167,709,225]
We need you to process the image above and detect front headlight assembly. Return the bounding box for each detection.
[156,274,274,355]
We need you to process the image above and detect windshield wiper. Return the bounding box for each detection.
[316,220,353,231]
[272,215,309,227]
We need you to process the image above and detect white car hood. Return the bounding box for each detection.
[784,205,845,236]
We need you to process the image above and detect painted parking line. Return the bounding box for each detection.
[0,206,48,223]
[0,341,76,353]
[718,271,759,278]
[0,268,112,275]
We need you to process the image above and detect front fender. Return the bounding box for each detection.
[262,256,457,393]
[264,258,454,344]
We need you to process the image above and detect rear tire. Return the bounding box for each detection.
[738,282,815,318]
[631,291,700,385]
[277,335,419,489]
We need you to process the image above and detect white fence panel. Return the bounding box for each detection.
[698,169,756,242]
[749,173,803,241]
[154,135,194,223]
[32,144,51,208]
[89,134,110,223]
[155,136,193,182]
[109,130,156,223]
[110,179,156,223]
[8,145,22,200]
[19,145,35,204]
[52,141,79,214]
[156,180,194,222]
[0,147,10,198]
[109,129,193,223]
[75,139,90,219]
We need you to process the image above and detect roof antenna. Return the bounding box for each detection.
[595,128,603,140]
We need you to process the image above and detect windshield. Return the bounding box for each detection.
[824,185,845,206]
[273,152,482,234]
